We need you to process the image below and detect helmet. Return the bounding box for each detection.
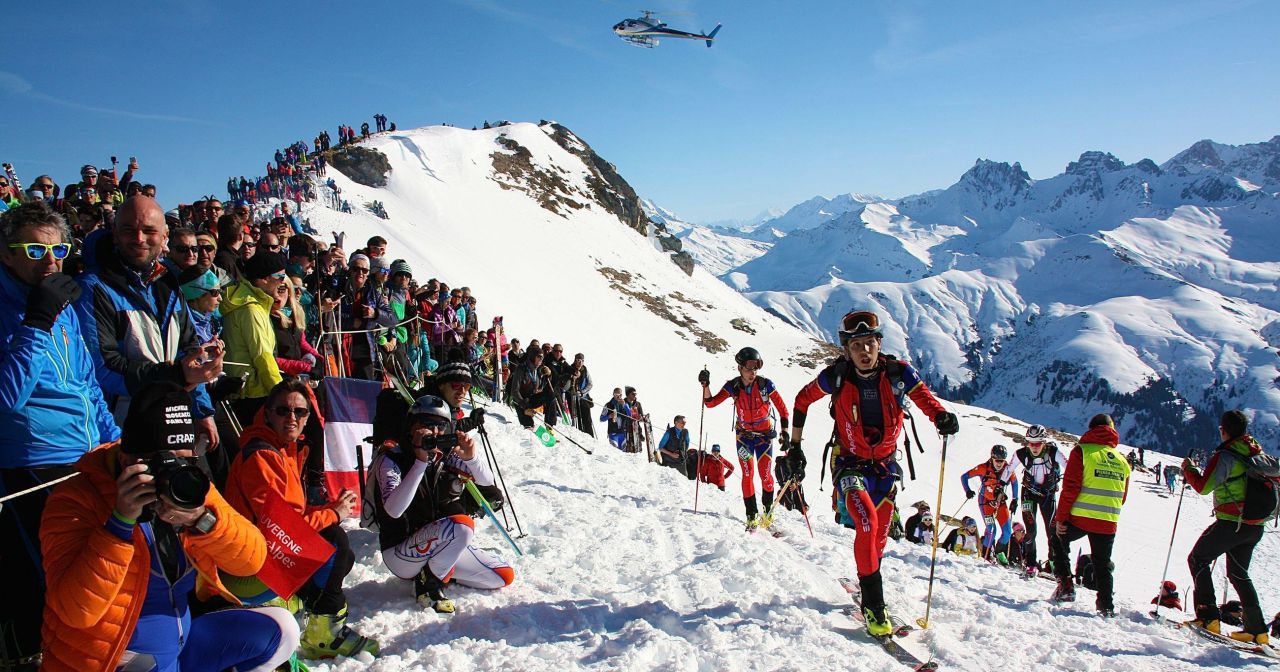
[735,347,762,369]
[1026,424,1048,441]
[962,516,977,527]
[711,444,722,453]
[991,445,1008,460]
[407,395,453,429]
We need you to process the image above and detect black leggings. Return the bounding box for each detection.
[1189,520,1265,633]
[298,524,355,615]
[1049,522,1115,611]
[1020,494,1056,567]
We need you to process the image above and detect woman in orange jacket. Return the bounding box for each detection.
[224,377,379,659]
[40,382,297,672]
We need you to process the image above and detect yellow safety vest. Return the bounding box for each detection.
[1070,442,1130,523]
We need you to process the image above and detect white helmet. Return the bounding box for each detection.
[1025,424,1048,441]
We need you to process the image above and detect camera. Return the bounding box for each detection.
[145,452,210,510]
[420,432,460,450]
[111,156,118,164]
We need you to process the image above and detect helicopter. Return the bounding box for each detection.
[612,10,721,48]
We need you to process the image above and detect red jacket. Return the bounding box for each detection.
[1053,425,1129,534]
[698,452,735,488]
[704,376,789,434]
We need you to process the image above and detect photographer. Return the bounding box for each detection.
[224,379,379,659]
[0,201,121,669]
[363,395,514,614]
[39,382,297,672]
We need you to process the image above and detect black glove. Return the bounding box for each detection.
[1010,497,1019,511]
[965,489,975,500]
[788,443,807,480]
[697,369,710,385]
[23,272,81,332]
[934,411,960,436]
[470,407,485,427]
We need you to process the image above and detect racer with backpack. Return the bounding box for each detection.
[701,346,790,531]
[787,310,958,636]
[1015,425,1067,574]
[961,445,1020,561]
[1183,409,1277,645]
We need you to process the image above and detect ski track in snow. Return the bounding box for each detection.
[306,404,1277,672]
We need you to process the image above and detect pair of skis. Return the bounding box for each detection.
[839,577,940,671]
[1154,614,1279,660]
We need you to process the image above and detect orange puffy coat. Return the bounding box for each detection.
[224,423,338,530]
[40,442,267,672]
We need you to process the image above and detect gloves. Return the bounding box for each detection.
[23,272,82,332]
[470,407,485,426]
[302,353,318,368]
[697,369,710,385]
[788,443,807,480]
[934,411,960,436]
[965,489,975,500]
[539,365,551,377]
[1010,497,1019,511]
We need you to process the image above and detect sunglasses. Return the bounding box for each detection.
[269,272,287,280]
[242,242,257,249]
[272,405,310,420]
[34,183,55,191]
[202,288,223,298]
[740,361,761,371]
[351,267,370,275]
[264,244,281,251]
[9,242,71,260]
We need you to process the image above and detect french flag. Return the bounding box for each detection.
[322,377,383,512]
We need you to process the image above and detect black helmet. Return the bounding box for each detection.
[990,445,1008,460]
[735,346,763,369]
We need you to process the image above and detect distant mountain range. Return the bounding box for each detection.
[661,135,1280,449]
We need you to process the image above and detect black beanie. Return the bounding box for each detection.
[243,251,286,280]
[435,361,472,385]
[1221,410,1248,439]
[122,382,197,455]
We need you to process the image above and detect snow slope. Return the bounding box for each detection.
[723,138,1280,451]
[642,199,773,276]
[289,124,1277,671]
[310,400,1279,672]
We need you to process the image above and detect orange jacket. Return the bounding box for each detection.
[40,442,267,672]
[225,423,339,531]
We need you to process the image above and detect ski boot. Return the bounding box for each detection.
[415,566,455,614]
[1050,578,1076,603]
[299,605,380,659]
[1231,631,1270,645]
[744,514,761,532]
[758,506,775,530]
[743,496,760,532]
[863,605,894,638]
[1098,608,1116,618]
[1187,618,1222,634]
[1022,564,1038,579]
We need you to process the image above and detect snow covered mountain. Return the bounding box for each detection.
[641,199,773,276]
[726,136,1280,451]
[287,123,1277,671]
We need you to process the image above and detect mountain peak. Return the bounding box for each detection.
[1065,151,1126,175]
[1165,139,1226,171]
[958,159,1033,196]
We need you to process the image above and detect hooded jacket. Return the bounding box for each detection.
[1054,425,1130,535]
[0,265,119,467]
[220,280,282,399]
[40,443,265,672]
[224,420,338,531]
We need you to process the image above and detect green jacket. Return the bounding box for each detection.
[1184,435,1262,523]
[221,281,282,399]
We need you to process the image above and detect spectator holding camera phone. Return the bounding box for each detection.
[0,201,121,669]
[363,395,514,615]
[73,197,223,449]
[39,382,298,672]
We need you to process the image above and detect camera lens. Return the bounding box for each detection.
[164,466,210,508]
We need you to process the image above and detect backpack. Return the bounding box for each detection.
[1233,449,1280,525]
[1075,553,1097,590]
[826,355,907,419]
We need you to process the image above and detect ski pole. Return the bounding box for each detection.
[465,480,523,557]
[1154,461,1190,620]
[918,433,950,630]
[476,427,525,538]
[695,367,707,513]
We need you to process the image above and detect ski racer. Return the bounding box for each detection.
[702,347,789,530]
[961,445,1019,560]
[362,396,514,614]
[788,310,959,636]
[1163,463,1180,494]
[1015,425,1066,573]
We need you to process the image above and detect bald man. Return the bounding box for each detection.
[74,196,224,449]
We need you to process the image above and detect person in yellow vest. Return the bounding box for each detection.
[1047,413,1130,615]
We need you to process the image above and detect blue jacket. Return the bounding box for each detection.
[0,265,119,467]
[658,426,689,454]
[74,237,213,419]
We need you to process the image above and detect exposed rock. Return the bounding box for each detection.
[330,145,392,187]
[545,123,648,235]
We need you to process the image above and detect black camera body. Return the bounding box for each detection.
[145,452,210,510]
[421,432,459,451]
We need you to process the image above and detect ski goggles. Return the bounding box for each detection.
[838,310,881,344]
[9,242,72,260]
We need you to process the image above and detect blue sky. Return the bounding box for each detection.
[4,0,1278,222]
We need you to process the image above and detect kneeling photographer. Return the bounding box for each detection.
[39,382,298,672]
[362,395,515,615]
